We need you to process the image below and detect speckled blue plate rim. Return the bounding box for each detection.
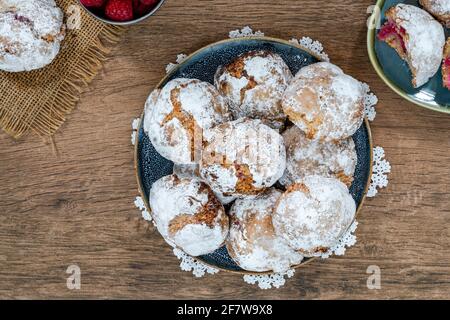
[134,36,374,275]
[367,0,450,113]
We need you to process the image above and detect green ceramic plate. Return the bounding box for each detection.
[368,0,450,112]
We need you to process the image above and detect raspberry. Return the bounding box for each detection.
[105,0,134,21]
[140,0,158,5]
[80,0,105,8]
[134,0,158,16]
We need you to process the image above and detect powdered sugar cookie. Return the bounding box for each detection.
[149,174,229,257]
[282,62,365,141]
[200,118,286,198]
[143,78,230,164]
[226,188,303,273]
[280,125,357,188]
[420,0,450,27]
[0,0,65,72]
[273,175,356,257]
[378,4,445,88]
[215,51,292,130]
[173,163,237,205]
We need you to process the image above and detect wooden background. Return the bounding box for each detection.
[1,0,450,299]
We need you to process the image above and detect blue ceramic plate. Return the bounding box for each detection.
[135,37,373,274]
[368,0,450,112]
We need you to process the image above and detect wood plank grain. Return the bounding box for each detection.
[1,0,450,299]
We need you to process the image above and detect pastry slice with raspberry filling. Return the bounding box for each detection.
[378,19,408,59]
[378,4,445,88]
[442,38,450,90]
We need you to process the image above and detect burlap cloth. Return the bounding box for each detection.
[0,0,124,139]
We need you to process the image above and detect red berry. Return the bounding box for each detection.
[105,0,134,21]
[134,0,158,16]
[80,0,105,7]
[140,0,158,5]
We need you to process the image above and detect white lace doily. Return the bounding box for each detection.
[134,196,153,223]
[132,26,391,290]
[243,269,295,290]
[229,26,265,38]
[362,82,378,121]
[367,146,391,197]
[166,54,188,74]
[173,248,220,277]
[289,37,330,62]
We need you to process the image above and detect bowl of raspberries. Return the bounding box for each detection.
[79,0,164,25]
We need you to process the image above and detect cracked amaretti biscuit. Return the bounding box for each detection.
[420,0,450,27]
[272,175,356,257]
[200,118,286,198]
[0,0,65,72]
[143,78,230,164]
[281,62,365,142]
[280,125,357,188]
[378,4,445,88]
[149,174,229,256]
[226,188,303,273]
[173,163,237,205]
[214,51,293,130]
[443,38,450,90]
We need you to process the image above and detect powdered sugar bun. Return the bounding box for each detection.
[215,50,293,130]
[0,0,65,72]
[149,174,229,257]
[143,78,230,164]
[382,4,445,88]
[273,175,356,257]
[420,0,450,27]
[280,125,357,188]
[226,188,303,273]
[281,62,365,142]
[173,163,237,205]
[200,118,286,198]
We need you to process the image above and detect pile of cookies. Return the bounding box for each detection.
[143,50,366,273]
[378,2,450,89]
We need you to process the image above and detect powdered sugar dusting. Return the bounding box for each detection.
[173,163,237,205]
[227,189,303,273]
[0,0,65,72]
[200,118,286,197]
[420,0,450,16]
[174,224,226,257]
[149,175,228,256]
[273,175,356,257]
[282,62,365,141]
[130,28,390,289]
[143,78,230,164]
[280,126,357,187]
[215,51,292,129]
[391,4,445,87]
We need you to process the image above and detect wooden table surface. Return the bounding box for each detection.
[1,0,450,300]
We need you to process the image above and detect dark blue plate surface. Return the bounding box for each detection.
[136,37,373,273]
